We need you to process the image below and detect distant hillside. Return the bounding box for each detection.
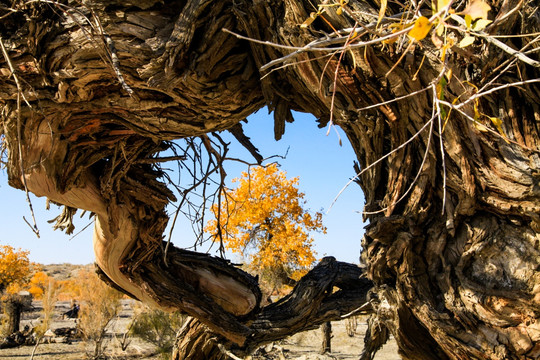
[40,263,93,280]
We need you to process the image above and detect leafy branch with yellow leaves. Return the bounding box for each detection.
[223,0,539,214]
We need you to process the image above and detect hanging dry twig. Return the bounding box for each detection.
[0,36,39,237]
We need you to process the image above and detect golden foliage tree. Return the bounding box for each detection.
[32,274,61,350]
[0,245,35,337]
[27,271,49,300]
[0,245,32,294]
[207,164,326,288]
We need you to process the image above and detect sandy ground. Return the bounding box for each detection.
[283,322,399,360]
[0,300,400,359]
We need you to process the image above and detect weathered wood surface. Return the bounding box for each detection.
[0,0,539,359]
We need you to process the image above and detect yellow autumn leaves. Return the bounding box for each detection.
[0,246,56,300]
[408,16,433,42]
[206,164,326,283]
[301,0,350,28]
[0,245,110,303]
[300,0,492,50]
[405,0,492,48]
[457,0,492,47]
[0,245,33,295]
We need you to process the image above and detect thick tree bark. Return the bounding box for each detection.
[2,296,23,335]
[0,0,539,359]
[320,322,332,354]
[0,293,32,349]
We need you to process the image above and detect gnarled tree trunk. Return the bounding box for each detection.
[2,295,24,335]
[0,0,538,359]
[0,292,32,349]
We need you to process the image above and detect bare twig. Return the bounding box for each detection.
[103,34,138,98]
[433,83,447,215]
[474,33,540,68]
[357,86,430,112]
[341,301,372,318]
[163,134,236,261]
[327,23,359,133]
[260,52,334,81]
[438,99,540,153]
[329,66,449,215]
[137,155,187,164]
[0,36,40,237]
[29,337,41,360]
[489,0,525,28]
[362,107,435,215]
[328,115,434,213]
[223,24,412,63]
[68,220,95,241]
[0,5,17,20]
[446,16,540,68]
[454,78,540,110]
[217,343,244,360]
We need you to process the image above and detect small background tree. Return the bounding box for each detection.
[29,272,61,359]
[0,245,34,336]
[75,268,123,360]
[0,245,33,293]
[206,163,326,294]
[27,271,50,300]
[32,273,60,334]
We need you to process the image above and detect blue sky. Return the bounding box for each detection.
[0,110,365,264]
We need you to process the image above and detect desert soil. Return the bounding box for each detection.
[1,299,400,360]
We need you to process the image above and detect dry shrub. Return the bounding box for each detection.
[34,276,61,337]
[130,303,187,358]
[76,269,122,359]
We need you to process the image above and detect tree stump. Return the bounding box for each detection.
[320,321,332,354]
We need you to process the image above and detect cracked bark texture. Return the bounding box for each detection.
[0,0,539,359]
